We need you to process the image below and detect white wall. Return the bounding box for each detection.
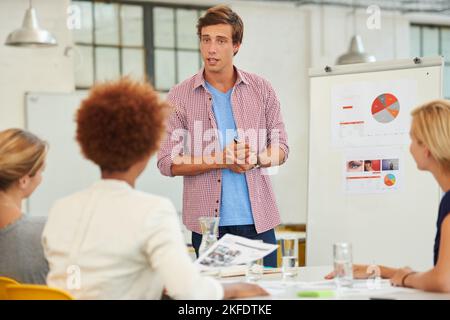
[2,0,448,224]
[231,1,310,225]
[0,0,74,129]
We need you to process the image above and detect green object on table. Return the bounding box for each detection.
[297,290,335,298]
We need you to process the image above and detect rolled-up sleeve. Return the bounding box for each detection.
[263,81,289,163]
[157,90,186,177]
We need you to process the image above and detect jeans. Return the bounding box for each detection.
[191,224,277,267]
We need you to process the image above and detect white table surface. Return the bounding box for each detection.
[220,265,450,300]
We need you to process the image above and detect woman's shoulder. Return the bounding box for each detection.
[441,191,450,205]
[131,190,177,214]
[15,215,47,237]
[21,214,46,226]
[51,188,92,207]
[438,192,450,224]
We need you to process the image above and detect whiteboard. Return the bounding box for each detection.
[307,57,443,270]
[25,92,183,217]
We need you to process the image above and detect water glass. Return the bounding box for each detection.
[245,240,264,282]
[333,242,353,288]
[198,216,219,256]
[245,258,264,282]
[280,236,298,279]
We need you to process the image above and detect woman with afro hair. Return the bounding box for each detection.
[42,77,267,300]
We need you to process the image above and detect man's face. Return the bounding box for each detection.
[200,24,240,74]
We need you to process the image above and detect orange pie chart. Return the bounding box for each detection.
[384,174,396,187]
[371,93,400,123]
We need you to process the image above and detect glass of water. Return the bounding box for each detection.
[280,236,298,280]
[245,258,264,282]
[333,242,353,288]
[245,240,264,282]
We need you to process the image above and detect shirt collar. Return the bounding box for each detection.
[92,179,133,191]
[192,66,249,91]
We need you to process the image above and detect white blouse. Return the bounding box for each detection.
[42,179,223,300]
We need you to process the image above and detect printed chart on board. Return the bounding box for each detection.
[343,147,404,194]
[331,79,418,148]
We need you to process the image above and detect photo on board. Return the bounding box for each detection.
[346,160,364,172]
[363,159,381,172]
[382,159,399,171]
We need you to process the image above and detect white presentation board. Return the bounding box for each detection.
[307,56,444,270]
[25,92,183,217]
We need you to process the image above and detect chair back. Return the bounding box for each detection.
[5,284,74,300]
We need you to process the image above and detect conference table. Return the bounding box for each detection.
[219,265,450,300]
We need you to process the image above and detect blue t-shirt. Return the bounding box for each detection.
[205,82,254,226]
[434,191,450,265]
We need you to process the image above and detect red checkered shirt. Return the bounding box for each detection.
[157,67,289,234]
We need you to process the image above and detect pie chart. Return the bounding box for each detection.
[371,93,400,123]
[384,174,396,187]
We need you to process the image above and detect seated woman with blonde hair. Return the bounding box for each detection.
[0,129,48,284]
[326,99,450,293]
[42,77,267,300]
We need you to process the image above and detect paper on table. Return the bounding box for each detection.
[195,234,278,270]
[203,265,282,277]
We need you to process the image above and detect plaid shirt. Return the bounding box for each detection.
[157,67,289,234]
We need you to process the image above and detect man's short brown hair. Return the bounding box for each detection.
[76,77,170,172]
[196,5,244,45]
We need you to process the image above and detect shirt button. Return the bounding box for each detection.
[215,209,218,212]
[218,179,221,183]
[216,200,219,204]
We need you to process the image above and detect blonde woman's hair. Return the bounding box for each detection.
[411,99,450,171]
[0,129,48,191]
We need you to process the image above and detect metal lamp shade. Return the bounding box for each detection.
[336,35,375,65]
[5,7,57,47]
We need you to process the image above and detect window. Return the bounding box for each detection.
[152,7,204,91]
[410,24,450,99]
[72,1,206,91]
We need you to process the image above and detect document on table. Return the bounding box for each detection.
[205,265,282,277]
[195,234,278,270]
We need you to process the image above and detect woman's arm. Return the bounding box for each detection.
[392,214,450,292]
[325,264,398,279]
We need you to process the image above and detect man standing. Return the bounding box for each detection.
[157,5,289,267]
